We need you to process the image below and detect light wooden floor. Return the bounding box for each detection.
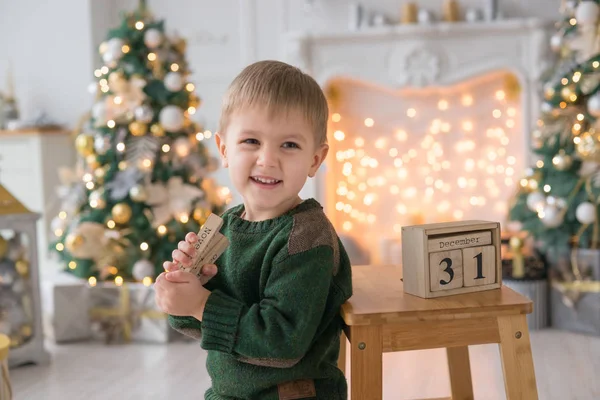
[9,329,600,400]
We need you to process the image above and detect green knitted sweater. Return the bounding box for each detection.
[168,198,353,400]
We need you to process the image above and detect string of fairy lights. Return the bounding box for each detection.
[326,76,522,245]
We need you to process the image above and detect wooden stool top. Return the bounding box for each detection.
[341,265,533,326]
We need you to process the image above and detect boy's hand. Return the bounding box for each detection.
[172,231,199,268]
[163,261,218,286]
[155,271,211,321]
[164,231,219,285]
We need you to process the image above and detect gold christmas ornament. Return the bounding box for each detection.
[576,129,600,161]
[150,123,165,137]
[111,203,133,224]
[15,259,29,277]
[544,86,556,100]
[65,233,85,253]
[75,134,95,156]
[0,236,7,258]
[129,185,148,202]
[129,121,148,136]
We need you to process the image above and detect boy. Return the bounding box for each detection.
[154,60,353,400]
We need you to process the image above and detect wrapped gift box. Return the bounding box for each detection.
[551,280,600,336]
[46,282,92,343]
[89,282,186,344]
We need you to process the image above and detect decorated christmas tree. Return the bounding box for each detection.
[49,1,231,284]
[509,1,600,257]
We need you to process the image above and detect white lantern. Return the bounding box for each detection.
[159,105,185,132]
[575,1,600,26]
[0,185,49,367]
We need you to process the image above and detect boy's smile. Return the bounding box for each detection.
[216,106,328,221]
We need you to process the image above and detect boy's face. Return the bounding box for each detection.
[215,106,328,220]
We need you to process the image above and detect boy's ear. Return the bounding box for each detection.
[215,132,228,168]
[308,143,329,178]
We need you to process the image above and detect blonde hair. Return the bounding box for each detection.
[218,60,329,145]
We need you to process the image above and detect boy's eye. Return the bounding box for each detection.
[282,142,300,149]
[241,138,259,145]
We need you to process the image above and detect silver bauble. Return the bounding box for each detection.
[134,104,154,124]
[576,201,596,224]
[159,106,185,132]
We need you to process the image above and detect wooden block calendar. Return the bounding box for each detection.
[401,220,502,298]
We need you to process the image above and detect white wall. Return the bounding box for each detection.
[0,0,562,205]
[0,0,95,127]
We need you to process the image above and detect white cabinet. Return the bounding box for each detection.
[0,128,75,275]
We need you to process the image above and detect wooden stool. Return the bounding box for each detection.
[0,334,11,400]
[338,265,538,400]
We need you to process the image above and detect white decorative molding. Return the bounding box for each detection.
[282,18,554,204]
[391,46,442,87]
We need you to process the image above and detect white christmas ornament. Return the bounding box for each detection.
[159,105,185,132]
[133,259,155,281]
[164,72,184,92]
[575,1,600,26]
[144,28,163,48]
[527,191,546,212]
[588,92,600,117]
[576,201,596,224]
[541,204,564,228]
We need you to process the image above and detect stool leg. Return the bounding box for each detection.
[497,315,539,400]
[338,330,347,375]
[350,326,382,400]
[446,346,474,400]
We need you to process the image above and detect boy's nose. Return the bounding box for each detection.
[257,148,277,168]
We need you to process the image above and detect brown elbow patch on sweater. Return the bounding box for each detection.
[288,208,340,275]
[238,355,301,368]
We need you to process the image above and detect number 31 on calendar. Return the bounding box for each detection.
[401,221,502,299]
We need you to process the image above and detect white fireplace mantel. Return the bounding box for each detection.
[283,18,555,203]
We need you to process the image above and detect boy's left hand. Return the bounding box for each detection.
[154,270,211,321]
